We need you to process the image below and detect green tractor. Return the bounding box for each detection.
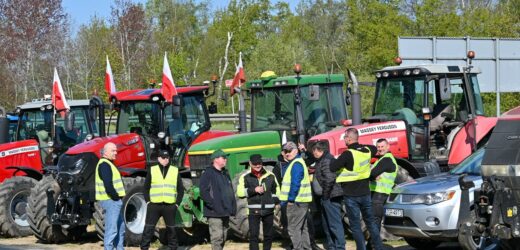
[185,68,352,239]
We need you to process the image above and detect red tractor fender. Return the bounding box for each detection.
[0,140,43,183]
[448,116,497,166]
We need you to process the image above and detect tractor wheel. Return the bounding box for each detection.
[94,176,149,247]
[27,175,70,243]
[0,176,37,237]
[229,168,284,240]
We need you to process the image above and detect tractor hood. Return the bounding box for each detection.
[66,133,142,157]
[308,120,410,158]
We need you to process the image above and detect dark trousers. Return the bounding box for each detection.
[140,203,177,250]
[248,212,274,250]
[344,195,383,250]
[321,197,345,250]
[366,192,388,250]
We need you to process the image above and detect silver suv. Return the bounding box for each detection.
[384,148,485,250]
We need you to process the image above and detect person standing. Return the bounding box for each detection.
[311,141,345,250]
[199,149,237,250]
[95,142,126,250]
[330,128,384,250]
[140,150,184,250]
[369,139,398,239]
[279,141,312,250]
[237,154,280,250]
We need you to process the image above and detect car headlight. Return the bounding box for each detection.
[403,191,456,205]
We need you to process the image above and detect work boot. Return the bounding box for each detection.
[311,240,324,250]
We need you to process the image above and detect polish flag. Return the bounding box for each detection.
[105,56,116,96]
[230,52,246,97]
[161,52,178,102]
[52,68,70,117]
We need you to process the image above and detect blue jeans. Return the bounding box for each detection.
[100,199,125,250]
[344,195,383,250]
[321,197,346,250]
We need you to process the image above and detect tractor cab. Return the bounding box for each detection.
[109,87,212,167]
[247,71,348,142]
[370,63,486,166]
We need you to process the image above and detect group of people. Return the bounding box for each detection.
[94,126,398,250]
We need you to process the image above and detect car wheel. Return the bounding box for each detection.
[404,237,441,249]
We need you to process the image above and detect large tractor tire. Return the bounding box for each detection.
[0,176,37,237]
[27,175,72,243]
[229,168,284,240]
[94,176,149,247]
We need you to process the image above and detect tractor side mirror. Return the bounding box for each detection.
[65,112,75,131]
[345,87,352,106]
[172,95,183,119]
[308,85,320,101]
[439,77,451,101]
[208,102,217,114]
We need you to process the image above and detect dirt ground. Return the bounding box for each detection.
[0,233,464,250]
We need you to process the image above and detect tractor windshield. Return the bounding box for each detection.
[16,106,94,147]
[251,87,296,131]
[117,102,161,136]
[165,94,209,139]
[300,84,347,135]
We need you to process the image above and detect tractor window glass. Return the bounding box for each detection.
[164,95,208,137]
[374,77,425,123]
[117,102,160,136]
[300,84,347,136]
[251,88,295,131]
[55,107,93,145]
[470,75,484,116]
[17,109,53,142]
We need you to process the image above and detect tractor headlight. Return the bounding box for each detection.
[157,132,166,139]
[402,191,456,205]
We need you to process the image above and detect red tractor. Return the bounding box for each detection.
[0,96,105,237]
[309,52,497,180]
[27,84,233,245]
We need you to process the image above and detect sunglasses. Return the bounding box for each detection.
[283,149,293,154]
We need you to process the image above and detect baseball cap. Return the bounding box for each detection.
[249,154,263,165]
[158,150,170,158]
[282,141,297,151]
[210,149,229,160]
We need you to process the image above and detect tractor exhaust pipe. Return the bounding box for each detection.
[348,69,362,126]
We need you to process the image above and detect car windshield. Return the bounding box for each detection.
[450,148,485,175]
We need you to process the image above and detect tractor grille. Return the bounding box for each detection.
[188,154,211,186]
[189,154,211,170]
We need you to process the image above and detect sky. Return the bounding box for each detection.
[62,0,299,34]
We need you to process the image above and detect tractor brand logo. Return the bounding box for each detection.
[506,135,520,140]
[0,145,39,158]
[357,122,406,136]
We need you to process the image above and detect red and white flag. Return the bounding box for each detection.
[52,68,70,117]
[230,52,246,96]
[161,52,178,102]
[105,56,116,96]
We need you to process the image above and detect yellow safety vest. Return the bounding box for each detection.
[369,153,398,194]
[95,158,126,201]
[336,147,372,183]
[279,158,312,202]
[149,164,179,204]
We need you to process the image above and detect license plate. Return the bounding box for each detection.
[385,208,403,217]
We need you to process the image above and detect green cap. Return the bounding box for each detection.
[210,149,229,160]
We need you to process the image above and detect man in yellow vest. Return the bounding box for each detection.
[140,149,184,250]
[279,141,312,250]
[368,138,398,245]
[95,142,126,250]
[330,128,383,250]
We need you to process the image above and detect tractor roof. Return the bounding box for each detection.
[377,64,481,75]
[111,85,209,101]
[17,99,90,110]
[246,74,345,88]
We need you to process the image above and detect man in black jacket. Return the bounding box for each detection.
[330,128,383,250]
[312,141,345,250]
[199,149,237,250]
[237,154,280,250]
